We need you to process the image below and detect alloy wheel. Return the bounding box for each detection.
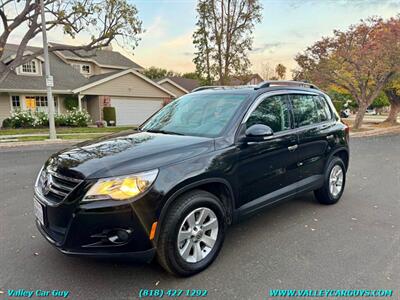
[329,165,344,197]
[177,207,219,263]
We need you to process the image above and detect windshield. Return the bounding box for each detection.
[141,93,248,137]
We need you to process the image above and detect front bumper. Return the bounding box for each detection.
[36,220,155,262]
[34,188,159,262]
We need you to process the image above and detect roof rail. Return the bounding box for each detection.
[255,80,319,90]
[191,86,221,92]
[191,85,257,93]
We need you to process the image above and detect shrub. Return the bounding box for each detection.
[34,111,49,127]
[2,109,91,128]
[63,109,91,127]
[64,95,79,111]
[55,114,68,127]
[103,107,116,126]
[2,117,13,128]
[9,110,36,128]
[332,101,343,112]
[371,92,390,109]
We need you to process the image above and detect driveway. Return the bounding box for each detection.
[0,135,399,299]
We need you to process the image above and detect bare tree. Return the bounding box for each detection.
[193,0,262,85]
[0,0,143,82]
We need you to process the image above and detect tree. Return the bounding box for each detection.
[275,63,286,80]
[182,72,200,80]
[193,0,213,85]
[382,76,400,125]
[261,62,274,80]
[0,0,143,82]
[193,0,262,85]
[142,67,179,80]
[294,16,400,129]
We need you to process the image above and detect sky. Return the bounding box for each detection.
[6,0,400,79]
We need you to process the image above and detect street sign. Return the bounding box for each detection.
[46,75,54,87]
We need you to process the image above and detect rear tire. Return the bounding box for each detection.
[157,190,226,276]
[314,157,346,205]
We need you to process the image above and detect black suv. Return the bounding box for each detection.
[34,81,349,276]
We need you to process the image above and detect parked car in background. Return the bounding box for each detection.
[365,107,377,115]
[340,109,350,118]
[33,81,350,276]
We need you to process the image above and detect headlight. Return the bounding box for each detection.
[83,169,158,202]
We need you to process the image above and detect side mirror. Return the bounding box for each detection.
[244,124,273,142]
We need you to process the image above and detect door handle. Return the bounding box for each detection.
[326,134,334,140]
[288,144,298,151]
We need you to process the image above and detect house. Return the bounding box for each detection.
[157,76,200,97]
[0,43,175,126]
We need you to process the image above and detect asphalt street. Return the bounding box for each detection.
[0,135,399,300]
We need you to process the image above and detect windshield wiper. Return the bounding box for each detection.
[145,129,185,136]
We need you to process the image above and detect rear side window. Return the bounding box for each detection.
[246,95,290,133]
[290,94,331,127]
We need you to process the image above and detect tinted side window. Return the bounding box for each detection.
[316,96,332,121]
[291,94,330,127]
[246,95,290,133]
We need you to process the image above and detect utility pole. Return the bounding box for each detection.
[40,0,57,140]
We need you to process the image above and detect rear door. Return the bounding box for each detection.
[289,93,336,181]
[237,94,299,207]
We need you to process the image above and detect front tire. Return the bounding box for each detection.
[314,157,346,205]
[157,190,226,276]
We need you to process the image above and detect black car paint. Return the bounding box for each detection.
[34,86,349,259]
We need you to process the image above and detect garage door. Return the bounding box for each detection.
[111,98,163,126]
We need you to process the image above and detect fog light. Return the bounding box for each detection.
[107,229,133,244]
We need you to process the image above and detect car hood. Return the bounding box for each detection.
[46,130,214,179]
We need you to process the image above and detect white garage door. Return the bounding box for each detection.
[111,98,163,126]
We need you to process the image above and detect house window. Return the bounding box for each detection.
[25,96,57,112]
[81,65,91,74]
[11,96,20,110]
[21,60,38,74]
[35,96,48,108]
[71,63,91,75]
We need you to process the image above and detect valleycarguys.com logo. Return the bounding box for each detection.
[3,289,70,298]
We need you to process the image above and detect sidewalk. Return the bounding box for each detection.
[350,125,400,138]
[0,139,82,148]
[0,132,104,139]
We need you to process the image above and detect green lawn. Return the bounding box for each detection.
[0,126,135,136]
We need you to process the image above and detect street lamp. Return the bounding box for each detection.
[40,0,57,140]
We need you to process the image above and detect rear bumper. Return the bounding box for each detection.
[36,220,156,262]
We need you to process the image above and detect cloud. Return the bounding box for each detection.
[252,42,286,53]
[142,16,168,39]
[162,32,192,49]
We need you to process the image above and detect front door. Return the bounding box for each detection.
[237,94,299,208]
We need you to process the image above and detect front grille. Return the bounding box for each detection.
[37,169,82,205]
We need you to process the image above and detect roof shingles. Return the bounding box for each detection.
[0,43,142,92]
[161,76,200,92]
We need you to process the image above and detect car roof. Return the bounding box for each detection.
[190,81,326,97]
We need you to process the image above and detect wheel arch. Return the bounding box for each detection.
[153,178,235,245]
[330,147,349,171]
